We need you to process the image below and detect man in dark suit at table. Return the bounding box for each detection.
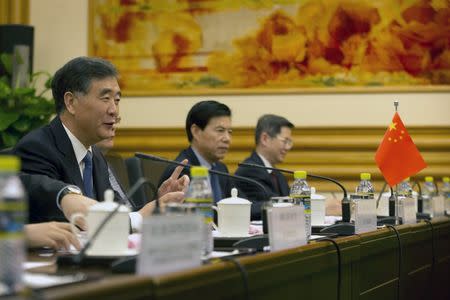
[13,56,188,231]
[160,100,234,203]
[235,114,294,219]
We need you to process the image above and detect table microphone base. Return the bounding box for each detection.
[377,216,401,226]
[111,256,137,273]
[320,222,355,236]
[416,212,431,220]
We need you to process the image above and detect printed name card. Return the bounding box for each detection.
[432,195,446,218]
[399,196,416,224]
[267,205,307,251]
[354,199,377,234]
[137,214,203,276]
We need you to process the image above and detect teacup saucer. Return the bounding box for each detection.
[212,230,252,238]
[85,248,138,257]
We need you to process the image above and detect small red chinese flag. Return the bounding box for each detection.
[375,112,427,186]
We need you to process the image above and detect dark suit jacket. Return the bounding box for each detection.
[235,151,290,219]
[13,117,113,223]
[159,147,233,200]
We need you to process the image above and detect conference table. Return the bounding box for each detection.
[16,217,450,300]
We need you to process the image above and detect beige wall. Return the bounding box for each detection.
[30,0,450,128]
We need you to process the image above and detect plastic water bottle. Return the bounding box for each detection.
[397,178,413,198]
[396,177,413,219]
[0,156,27,295]
[351,173,375,221]
[290,171,311,240]
[441,177,449,213]
[185,166,213,258]
[422,176,436,216]
[356,173,375,199]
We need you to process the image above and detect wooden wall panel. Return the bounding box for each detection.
[113,127,450,192]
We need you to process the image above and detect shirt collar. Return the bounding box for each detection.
[191,146,213,169]
[256,151,273,174]
[62,123,92,165]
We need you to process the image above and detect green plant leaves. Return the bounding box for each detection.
[1,131,19,148]
[11,117,31,132]
[0,111,20,131]
[0,54,54,149]
[0,53,12,75]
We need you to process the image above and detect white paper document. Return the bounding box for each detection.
[137,215,203,276]
[355,199,377,234]
[267,205,307,251]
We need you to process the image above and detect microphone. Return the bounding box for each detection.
[57,178,158,266]
[411,178,430,220]
[237,162,355,235]
[135,152,272,219]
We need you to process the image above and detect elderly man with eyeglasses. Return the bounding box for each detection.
[235,114,294,219]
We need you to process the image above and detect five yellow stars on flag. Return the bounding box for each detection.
[387,122,405,143]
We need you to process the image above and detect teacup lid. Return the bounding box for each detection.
[89,189,130,212]
[218,188,251,205]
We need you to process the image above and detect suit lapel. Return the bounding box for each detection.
[251,151,290,196]
[49,117,84,189]
[275,170,290,196]
[188,147,229,198]
[186,147,201,166]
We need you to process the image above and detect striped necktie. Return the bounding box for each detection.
[108,166,132,208]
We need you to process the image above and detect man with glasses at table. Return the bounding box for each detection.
[235,114,294,219]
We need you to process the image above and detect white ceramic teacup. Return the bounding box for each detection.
[70,190,130,256]
[212,188,251,237]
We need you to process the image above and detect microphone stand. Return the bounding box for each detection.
[58,178,158,267]
[238,163,355,236]
[411,179,430,220]
[135,153,271,202]
[134,153,272,252]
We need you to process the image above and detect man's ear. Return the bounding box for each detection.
[63,92,76,115]
[260,132,270,146]
[191,124,201,140]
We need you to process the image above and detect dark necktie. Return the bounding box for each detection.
[210,164,222,203]
[270,171,281,195]
[82,151,94,198]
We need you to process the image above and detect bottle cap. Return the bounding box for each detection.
[294,170,307,179]
[425,176,434,182]
[443,177,449,183]
[0,155,20,172]
[190,166,208,177]
[360,173,371,180]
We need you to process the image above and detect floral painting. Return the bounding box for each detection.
[90,0,450,95]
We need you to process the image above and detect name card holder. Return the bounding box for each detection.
[267,205,307,251]
[137,214,203,276]
[398,196,416,224]
[354,198,377,234]
[432,195,446,218]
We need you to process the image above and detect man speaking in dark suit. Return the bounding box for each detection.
[13,57,188,230]
[235,114,294,219]
[160,100,233,202]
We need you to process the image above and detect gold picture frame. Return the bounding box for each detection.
[89,0,450,96]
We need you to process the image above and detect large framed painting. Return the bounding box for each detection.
[89,0,450,95]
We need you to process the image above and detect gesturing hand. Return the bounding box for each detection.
[158,159,190,197]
